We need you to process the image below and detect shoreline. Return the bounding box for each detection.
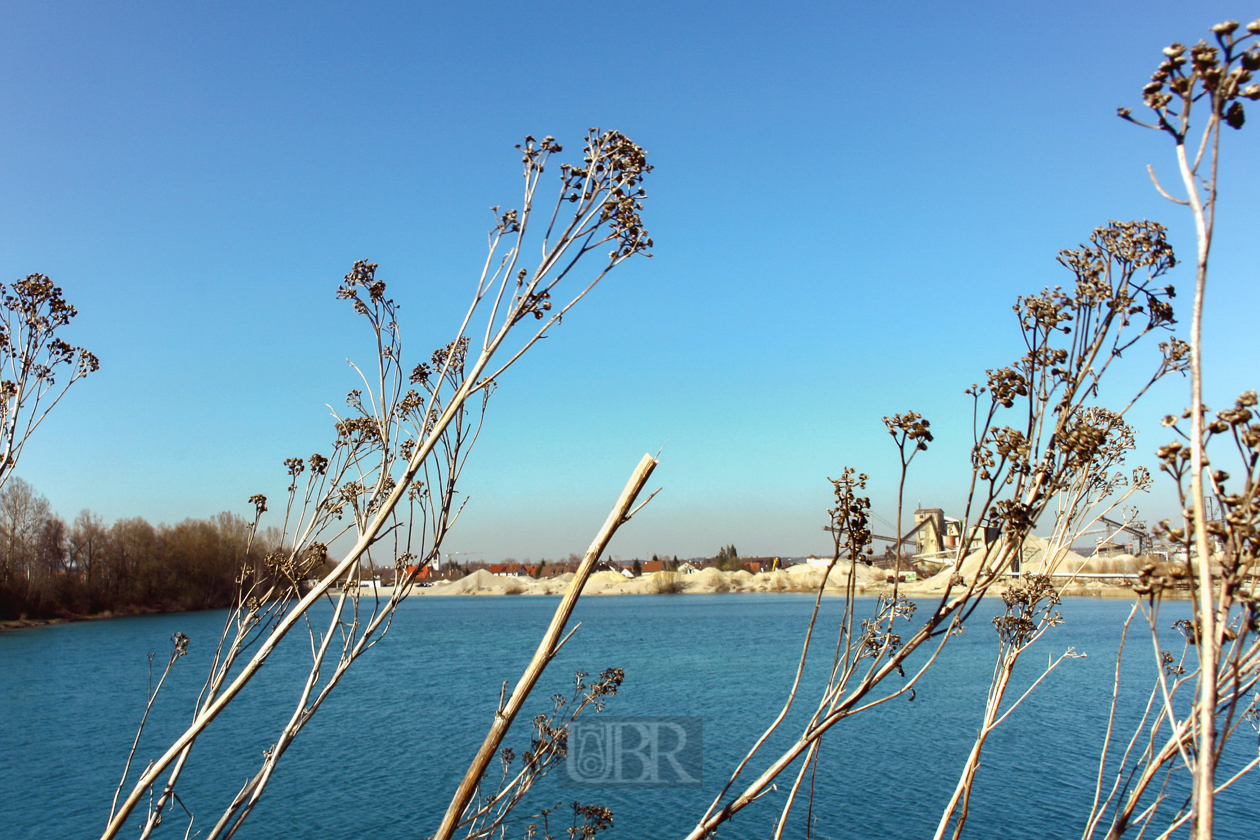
[0,604,228,632]
[0,568,1174,631]
[352,566,1170,601]
[0,586,1171,632]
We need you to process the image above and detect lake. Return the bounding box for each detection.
[1,594,1255,839]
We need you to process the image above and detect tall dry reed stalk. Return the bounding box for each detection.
[102,129,653,840]
[685,217,1185,839]
[1080,21,1260,838]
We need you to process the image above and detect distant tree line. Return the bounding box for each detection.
[0,477,273,620]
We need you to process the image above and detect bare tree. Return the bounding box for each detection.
[69,509,107,590]
[705,22,1260,840]
[0,476,54,606]
[933,410,1151,840]
[94,21,1260,840]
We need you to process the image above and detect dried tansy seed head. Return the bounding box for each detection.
[0,274,97,485]
[883,411,934,449]
[987,367,1028,408]
[1127,22,1260,133]
[992,575,1061,647]
[828,467,872,556]
[337,260,388,308]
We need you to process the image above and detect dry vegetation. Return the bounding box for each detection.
[2,19,1256,840]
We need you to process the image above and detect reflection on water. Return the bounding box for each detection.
[1,595,1255,839]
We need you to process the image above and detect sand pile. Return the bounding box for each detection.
[530,572,576,595]
[785,564,823,591]
[589,573,658,595]
[425,569,528,596]
[1077,553,1142,574]
[773,561,877,593]
[908,539,1012,593]
[839,562,883,587]
[746,570,793,592]
[904,534,1103,594]
[421,569,643,597]
[413,560,1008,598]
[582,571,633,592]
[683,568,731,593]
[1013,535,1092,576]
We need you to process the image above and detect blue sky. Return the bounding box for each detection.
[2,1,1256,562]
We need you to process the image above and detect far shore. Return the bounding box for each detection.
[0,604,226,632]
[345,565,1165,601]
[0,563,1177,631]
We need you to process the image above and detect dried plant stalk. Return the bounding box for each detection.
[689,216,1183,839]
[102,130,652,840]
[0,274,97,491]
[1114,20,1260,837]
[434,453,658,840]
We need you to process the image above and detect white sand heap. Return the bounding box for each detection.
[1077,553,1143,574]
[904,534,1132,593]
[409,562,888,597]
[376,549,1146,598]
[434,569,530,596]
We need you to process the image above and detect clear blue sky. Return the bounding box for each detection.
[2,1,1256,562]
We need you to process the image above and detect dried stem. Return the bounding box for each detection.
[433,453,658,840]
[101,130,652,840]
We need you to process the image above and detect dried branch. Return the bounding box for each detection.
[433,453,657,840]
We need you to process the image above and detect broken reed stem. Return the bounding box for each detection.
[431,452,658,840]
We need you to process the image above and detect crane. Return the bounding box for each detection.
[441,550,482,570]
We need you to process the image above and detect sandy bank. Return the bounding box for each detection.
[346,562,1150,600]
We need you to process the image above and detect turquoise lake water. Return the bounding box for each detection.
[1,594,1256,839]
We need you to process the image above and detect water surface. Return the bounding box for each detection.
[1,595,1255,839]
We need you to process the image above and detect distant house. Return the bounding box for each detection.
[400,565,462,585]
[737,557,778,574]
[489,563,533,577]
[538,564,574,578]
